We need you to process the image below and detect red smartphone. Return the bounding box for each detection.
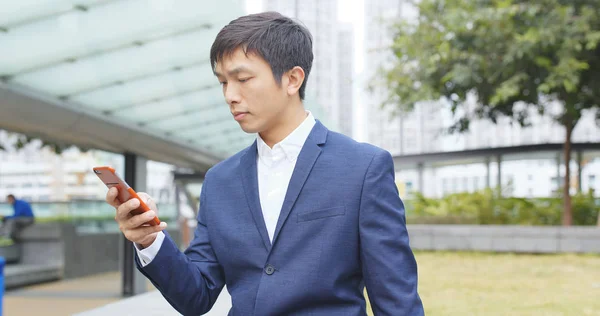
[93,166,160,226]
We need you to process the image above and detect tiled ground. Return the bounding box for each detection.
[4,271,154,316]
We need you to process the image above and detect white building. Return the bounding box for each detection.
[336,22,354,137]
[264,0,342,131]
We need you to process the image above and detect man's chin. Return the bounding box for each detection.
[237,122,259,134]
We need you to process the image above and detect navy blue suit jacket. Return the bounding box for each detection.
[137,121,424,315]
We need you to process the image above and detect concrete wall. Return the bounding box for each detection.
[17,223,181,279]
[6,223,66,288]
[407,225,600,253]
[63,225,181,279]
[19,223,65,266]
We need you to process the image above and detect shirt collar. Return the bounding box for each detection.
[257,111,316,163]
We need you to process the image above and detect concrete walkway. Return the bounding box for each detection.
[4,272,124,315]
[4,271,154,315]
[75,289,232,316]
[4,271,233,315]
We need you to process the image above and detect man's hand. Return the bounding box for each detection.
[106,187,167,249]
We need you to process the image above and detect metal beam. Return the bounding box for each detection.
[121,153,148,297]
[0,83,222,172]
[393,143,600,171]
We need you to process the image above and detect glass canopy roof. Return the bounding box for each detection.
[0,0,333,169]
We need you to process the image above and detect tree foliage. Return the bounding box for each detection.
[381,0,600,225]
[0,129,85,155]
[382,0,600,130]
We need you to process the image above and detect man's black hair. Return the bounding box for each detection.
[210,11,313,100]
[6,194,14,200]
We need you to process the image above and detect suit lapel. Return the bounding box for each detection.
[240,141,272,251]
[271,121,328,245]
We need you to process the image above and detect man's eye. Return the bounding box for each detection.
[219,81,227,86]
[239,78,251,83]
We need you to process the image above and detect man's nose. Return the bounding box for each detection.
[224,84,241,105]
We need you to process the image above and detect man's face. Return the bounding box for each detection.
[214,48,290,134]
[6,197,14,205]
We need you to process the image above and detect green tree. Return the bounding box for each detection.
[0,129,82,154]
[380,0,600,225]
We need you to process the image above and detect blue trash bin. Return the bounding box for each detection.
[0,256,5,316]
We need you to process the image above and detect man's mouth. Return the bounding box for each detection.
[233,112,248,121]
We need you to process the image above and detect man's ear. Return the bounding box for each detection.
[285,66,305,96]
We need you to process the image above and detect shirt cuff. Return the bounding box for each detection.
[134,231,165,267]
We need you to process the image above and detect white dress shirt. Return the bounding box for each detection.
[256,111,315,241]
[136,111,316,266]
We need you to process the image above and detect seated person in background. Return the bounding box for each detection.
[2,194,35,240]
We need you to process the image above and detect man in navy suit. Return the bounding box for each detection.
[107,11,423,316]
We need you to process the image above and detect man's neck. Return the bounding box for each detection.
[259,103,307,148]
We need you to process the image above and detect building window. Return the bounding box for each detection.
[406,181,413,192]
[550,177,564,189]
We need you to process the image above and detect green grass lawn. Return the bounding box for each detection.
[366,251,600,316]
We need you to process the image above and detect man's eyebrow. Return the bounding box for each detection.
[213,66,252,77]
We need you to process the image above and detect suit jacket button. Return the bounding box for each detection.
[265,265,275,275]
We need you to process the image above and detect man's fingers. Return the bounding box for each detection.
[137,192,158,213]
[123,222,167,242]
[106,187,120,208]
[125,210,158,229]
[115,198,140,221]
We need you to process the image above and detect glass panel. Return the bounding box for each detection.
[0,0,265,161]
[203,134,254,148]
[183,119,238,137]
[0,0,240,75]
[71,63,217,110]
[152,105,229,131]
[11,28,219,96]
[0,0,108,28]
[176,120,242,139]
[109,88,224,123]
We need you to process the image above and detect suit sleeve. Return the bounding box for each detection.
[136,174,225,316]
[359,150,424,316]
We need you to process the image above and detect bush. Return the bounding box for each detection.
[405,189,599,226]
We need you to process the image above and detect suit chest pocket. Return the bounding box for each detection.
[297,206,346,222]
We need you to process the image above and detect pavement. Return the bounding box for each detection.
[4,271,151,316]
[4,271,233,316]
